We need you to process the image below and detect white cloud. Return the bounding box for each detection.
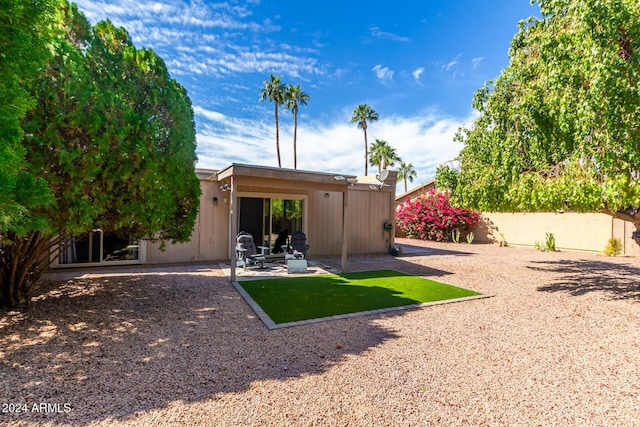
[368,25,411,42]
[412,67,425,81]
[444,53,463,72]
[194,105,476,194]
[472,56,485,69]
[72,0,319,79]
[372,64,394,81]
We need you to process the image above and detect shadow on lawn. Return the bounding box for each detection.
[529,259,640,301]
[0,269,404,425]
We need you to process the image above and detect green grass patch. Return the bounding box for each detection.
[239,269,482,324]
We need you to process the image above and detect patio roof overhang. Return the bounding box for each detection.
[218,164,355,281]
[217,163,356,191]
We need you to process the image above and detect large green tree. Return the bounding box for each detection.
[350,104,379,176]
[284,84,309,170]
[259,74,286,168]
[454,0,640,229]
[0,0,54,237]
[1,2,200,308]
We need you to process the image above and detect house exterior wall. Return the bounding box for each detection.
[395,181,436,205]
[308,190,343,256]
[146,172,230,263]
[347,187,395,254]
[145,168,397,263]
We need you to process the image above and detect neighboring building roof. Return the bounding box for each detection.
[395,180,436,204]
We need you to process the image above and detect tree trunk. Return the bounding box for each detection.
[293,105,298,169]
[363,121,368,176]
[0,231,55,309]
[275,102,281,168]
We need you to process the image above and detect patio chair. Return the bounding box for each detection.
[287,231,310,259]
[272,229,289,254]
[236,231,266,271]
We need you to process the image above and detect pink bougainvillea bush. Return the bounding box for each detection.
[396,190,479,241]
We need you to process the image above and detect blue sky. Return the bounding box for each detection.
[73,0,540,192]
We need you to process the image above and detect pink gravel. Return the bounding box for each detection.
[1,238,639,426]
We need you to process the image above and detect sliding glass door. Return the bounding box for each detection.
[238,196,305,250]
[57,231,140,266]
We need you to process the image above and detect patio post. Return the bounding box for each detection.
[229,176,237,281]
[341,188,349,272]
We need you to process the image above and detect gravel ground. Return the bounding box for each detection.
[1,238,639,426]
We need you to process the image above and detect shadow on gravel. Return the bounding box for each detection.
[530,259,640,301]
[396,242,475,258]
[0,269,410,425]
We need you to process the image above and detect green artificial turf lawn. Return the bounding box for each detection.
[239,269,482,324]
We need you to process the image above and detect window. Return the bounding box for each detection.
[57,231,140,266]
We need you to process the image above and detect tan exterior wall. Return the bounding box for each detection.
[347,188,395,254]
[146,169,397,263]
[474,212,614,253]
[146,174,230,263]
[308,190,343,256]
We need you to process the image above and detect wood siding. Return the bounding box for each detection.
[347,188,394,253]
[308,190,343,255]
[146,175,230,263]
[147,167,398,263]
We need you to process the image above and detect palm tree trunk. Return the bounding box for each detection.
[404,177,408,193]
[275,102,281,167]
[363,127,368,176]
[293,106,298,169]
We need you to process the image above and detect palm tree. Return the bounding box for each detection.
[379,143,401,171]
[398,161,417,193]
[259,74,285,167]
[350,104,379,175]
[369,139,402,174]
[284,84,309,169]
[368,139,385,174]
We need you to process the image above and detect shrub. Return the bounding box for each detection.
[603,238,622,256]
[545,233,556,251]
[396,190,479,242]
[466,232,475,244]
[535,232,557,251]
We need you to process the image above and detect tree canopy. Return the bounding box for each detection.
[452,0,640,225]
[1,1,200,308]
[369,139,401,174]
[0,0,53,237]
